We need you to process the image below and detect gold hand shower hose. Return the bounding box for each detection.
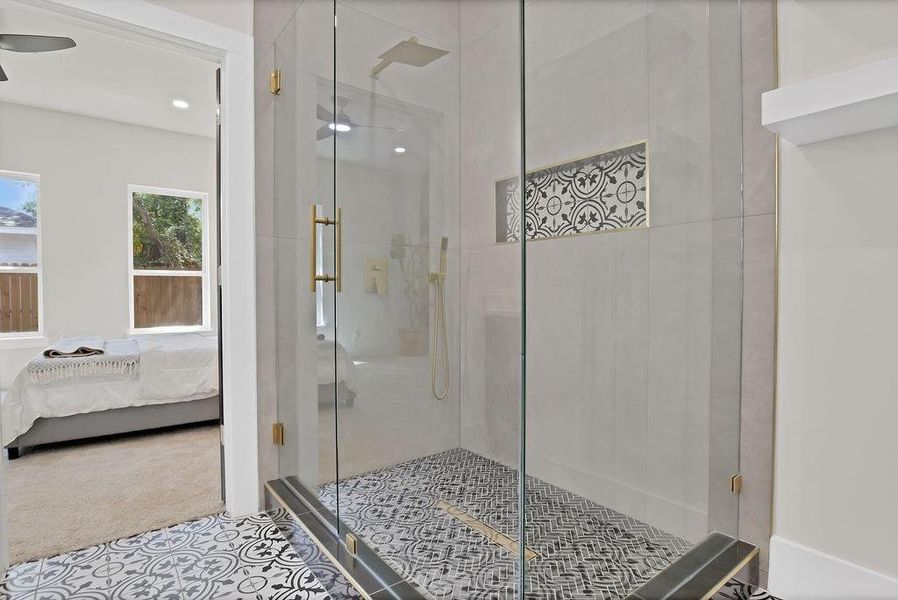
[431,237,449,400]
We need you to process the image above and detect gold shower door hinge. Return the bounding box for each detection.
[345,533,358,555]
[272,422,285,446]
[730,473,743,494]
[269,69,281,95]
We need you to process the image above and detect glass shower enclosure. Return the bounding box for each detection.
[267,0,746,597]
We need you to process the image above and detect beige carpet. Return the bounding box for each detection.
[5,424,224,564]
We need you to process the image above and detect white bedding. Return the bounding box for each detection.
[317,337,356,391]
[1,333,218,445]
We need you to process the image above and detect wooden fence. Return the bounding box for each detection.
[133,275,203,329]
[0,272,203,333]
[0,272,39,333]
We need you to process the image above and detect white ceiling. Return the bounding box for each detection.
[0,2,218,138]
[317,81,440,176]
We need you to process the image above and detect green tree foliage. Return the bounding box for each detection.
[21,199,37,218]
[132,192,203,270]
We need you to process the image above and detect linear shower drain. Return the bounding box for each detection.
[435,499,540,561]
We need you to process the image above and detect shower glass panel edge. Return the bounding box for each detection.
[272,0,339,520]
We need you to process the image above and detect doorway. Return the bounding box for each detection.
[0,0,257,571]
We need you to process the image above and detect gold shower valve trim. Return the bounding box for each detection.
[436,500,539,561]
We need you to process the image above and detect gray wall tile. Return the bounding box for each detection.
[738,0,777,572]
[739,213,776,570]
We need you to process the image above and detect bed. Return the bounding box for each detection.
[317,334,357,407]
[2,333,219,458]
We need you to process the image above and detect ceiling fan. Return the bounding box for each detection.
[0,34,76,82]
[316,95,405,141]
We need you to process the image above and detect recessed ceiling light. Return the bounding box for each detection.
[394,146,406,154]
[328,122,351,132]
[172,99,189,110]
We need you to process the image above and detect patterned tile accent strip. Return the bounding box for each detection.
[496,141,648,243]
[0,512,331,600]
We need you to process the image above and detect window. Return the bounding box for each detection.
[128,185,210,332]
[0,170,41,337]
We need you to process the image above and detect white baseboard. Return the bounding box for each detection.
[768,535,898,599]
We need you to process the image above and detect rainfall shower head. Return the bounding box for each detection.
[371,37,448,78]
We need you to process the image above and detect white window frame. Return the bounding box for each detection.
[0,169,44,344]
[127,184,211,334]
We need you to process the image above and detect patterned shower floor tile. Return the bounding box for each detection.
[0,512,330,600]
[315,448,691,600]
[277,448,783,600]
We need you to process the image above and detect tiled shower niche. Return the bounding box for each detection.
[495,141,648,243]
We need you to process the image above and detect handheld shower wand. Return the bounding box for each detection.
[430,237,450,400]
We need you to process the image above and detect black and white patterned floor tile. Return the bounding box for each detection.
[714,579,781,600]
[314,448,690,599]
[0,512,330,600]
[268,509,363,600]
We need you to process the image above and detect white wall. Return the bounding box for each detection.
[0,102,216,388]
[771,1,898,597]
[145,0,253,36]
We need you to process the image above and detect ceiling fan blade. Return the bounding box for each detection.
[0,34,76,53]
[0,63,7,82]
[316,104,334,122]
[316,124,334,141]
[354,124,407,132]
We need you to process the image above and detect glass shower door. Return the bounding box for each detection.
[273,0,339,504]
[326,1,524,597]
[328,0,461,530]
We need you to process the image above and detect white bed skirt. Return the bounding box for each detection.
[2,333,219,446]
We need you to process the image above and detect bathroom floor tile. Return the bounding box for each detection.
[269,508,364,600]
[714,579,781,600]
[1,513,328,600]
[229,515,330,600]
[0,558,41,599]
[305,448,771,600]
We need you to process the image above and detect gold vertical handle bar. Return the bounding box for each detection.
[309,204,317,292]
[309,204,341,292]
[334,207,342,292]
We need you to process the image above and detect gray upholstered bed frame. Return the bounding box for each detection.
[5,395,220,459]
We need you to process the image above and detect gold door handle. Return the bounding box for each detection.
[335,207,342,292]
[310,204,342,292]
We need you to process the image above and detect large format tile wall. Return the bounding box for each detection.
[738,0,777,578]
[459,0,745,544]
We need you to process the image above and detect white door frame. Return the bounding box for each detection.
[0,0,259,568]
